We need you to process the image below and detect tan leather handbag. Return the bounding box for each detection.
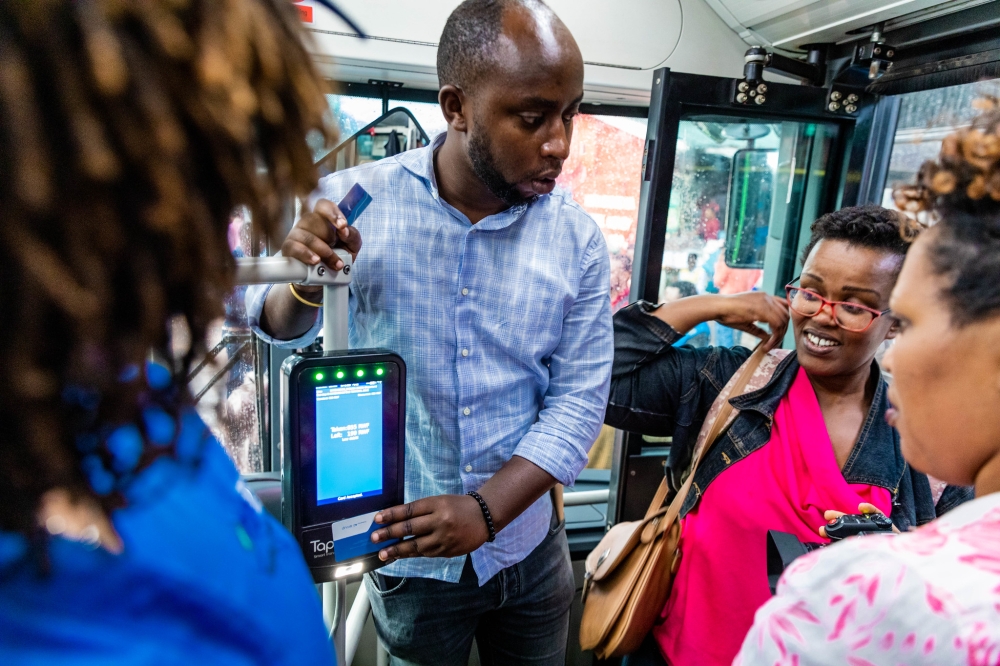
[579,345,771,659]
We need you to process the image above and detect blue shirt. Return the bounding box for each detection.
[246,134,613,584]
[0,409,333,665]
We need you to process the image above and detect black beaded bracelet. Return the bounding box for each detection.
[466,490,496,543]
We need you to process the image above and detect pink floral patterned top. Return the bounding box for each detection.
[735,493,1000,666]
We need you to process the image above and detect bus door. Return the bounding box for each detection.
[609,68,875,525]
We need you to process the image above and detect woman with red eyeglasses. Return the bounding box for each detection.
[606,205,973,666]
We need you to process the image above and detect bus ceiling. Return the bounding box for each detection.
[300,0,999,104]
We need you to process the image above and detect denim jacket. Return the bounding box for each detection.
[605,302,972,531]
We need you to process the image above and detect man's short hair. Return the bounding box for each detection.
[437,0,549,91]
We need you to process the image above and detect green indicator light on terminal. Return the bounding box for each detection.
[335,371,345,380]
[314,372,324,381]
[356,369,365,378]
[376,368,384,376]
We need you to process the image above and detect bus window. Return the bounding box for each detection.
[884,78,1000,208]
[320,95,384,158]
[557,113,649,313]
[389,99,448,139]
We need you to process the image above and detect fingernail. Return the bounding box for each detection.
[375,513,382,523]
[335,261,344,269]
[371,532,379,542]
[379,550,387,561]
[310,254,319,263]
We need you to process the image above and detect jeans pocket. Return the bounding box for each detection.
[548,516,566,537]
[368,571,408,597]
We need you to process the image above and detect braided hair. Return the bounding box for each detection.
[0,0,331,536]
[894,98,1000,326]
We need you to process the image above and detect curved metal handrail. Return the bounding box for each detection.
[314,106,431,175]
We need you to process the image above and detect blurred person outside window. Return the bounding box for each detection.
[663,281,710,348]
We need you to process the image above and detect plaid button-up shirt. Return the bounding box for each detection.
[246,134,612,584]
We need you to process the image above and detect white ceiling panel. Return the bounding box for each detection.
[703,0,985,49]
[302,0,750,104]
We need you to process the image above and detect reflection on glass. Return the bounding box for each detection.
[391,99,449,139]
[319,95,385,157]
[192,206,264,474]
[314,96,447,163]
[884,78,1000,208]
[726,148,775,269]
[557,114,648,312]
[316,108,430,177]
[661,118,836,348]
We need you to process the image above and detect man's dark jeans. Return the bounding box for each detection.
[365,524,575,666]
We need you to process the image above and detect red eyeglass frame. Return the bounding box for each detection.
[784,280,892,333]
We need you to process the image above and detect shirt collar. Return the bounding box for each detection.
[394,133,532,231]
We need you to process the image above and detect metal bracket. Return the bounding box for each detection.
[826,89,861,115]
[734,78,769,106]
[234,249,353,286]
[734,44,827,106]
[855,40,896,81]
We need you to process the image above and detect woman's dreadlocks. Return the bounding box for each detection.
[0,0,332,535]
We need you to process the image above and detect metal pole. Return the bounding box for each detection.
[345,582,372,666]
[321,253,351,666]
[322,580,348,666]
[323,283,350,351]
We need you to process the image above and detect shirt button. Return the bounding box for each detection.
[465,464,472,473]
[462,288,469,296]
[461,349,469,357]
[463,407,471,416]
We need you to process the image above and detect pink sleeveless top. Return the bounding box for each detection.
[653,367,892,666]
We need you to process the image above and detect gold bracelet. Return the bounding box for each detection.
[289,283,322,308]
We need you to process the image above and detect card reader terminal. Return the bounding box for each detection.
[281,350,406,582]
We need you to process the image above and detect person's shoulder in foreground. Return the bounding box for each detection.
[0,402,332,666]
[735,492,1000,666]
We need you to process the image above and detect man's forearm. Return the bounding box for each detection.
[259,284,322,341]
[477,455,559,533]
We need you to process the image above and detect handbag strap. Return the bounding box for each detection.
[643,344,769,522]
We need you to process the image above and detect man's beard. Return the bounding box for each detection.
[467,129,535,207]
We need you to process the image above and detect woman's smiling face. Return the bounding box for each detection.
[792,239,903,379]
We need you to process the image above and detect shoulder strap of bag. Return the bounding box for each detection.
[642,344,769,522]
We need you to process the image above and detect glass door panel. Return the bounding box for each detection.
[658,117,838,348]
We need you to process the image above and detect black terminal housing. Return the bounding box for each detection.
[281,349,406,583]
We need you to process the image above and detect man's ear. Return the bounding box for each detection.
[439,85,468,132]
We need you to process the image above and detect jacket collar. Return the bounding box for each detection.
[729,352,905,493]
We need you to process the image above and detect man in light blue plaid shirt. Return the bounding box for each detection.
[246,1,612,663]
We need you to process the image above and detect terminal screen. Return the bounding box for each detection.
[315,382,384,505]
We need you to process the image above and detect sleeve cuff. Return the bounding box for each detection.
[244,283,323,349]
[615,300,684,344]
[513,430,591,487]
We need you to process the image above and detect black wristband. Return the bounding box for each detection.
[466,490,496,543]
